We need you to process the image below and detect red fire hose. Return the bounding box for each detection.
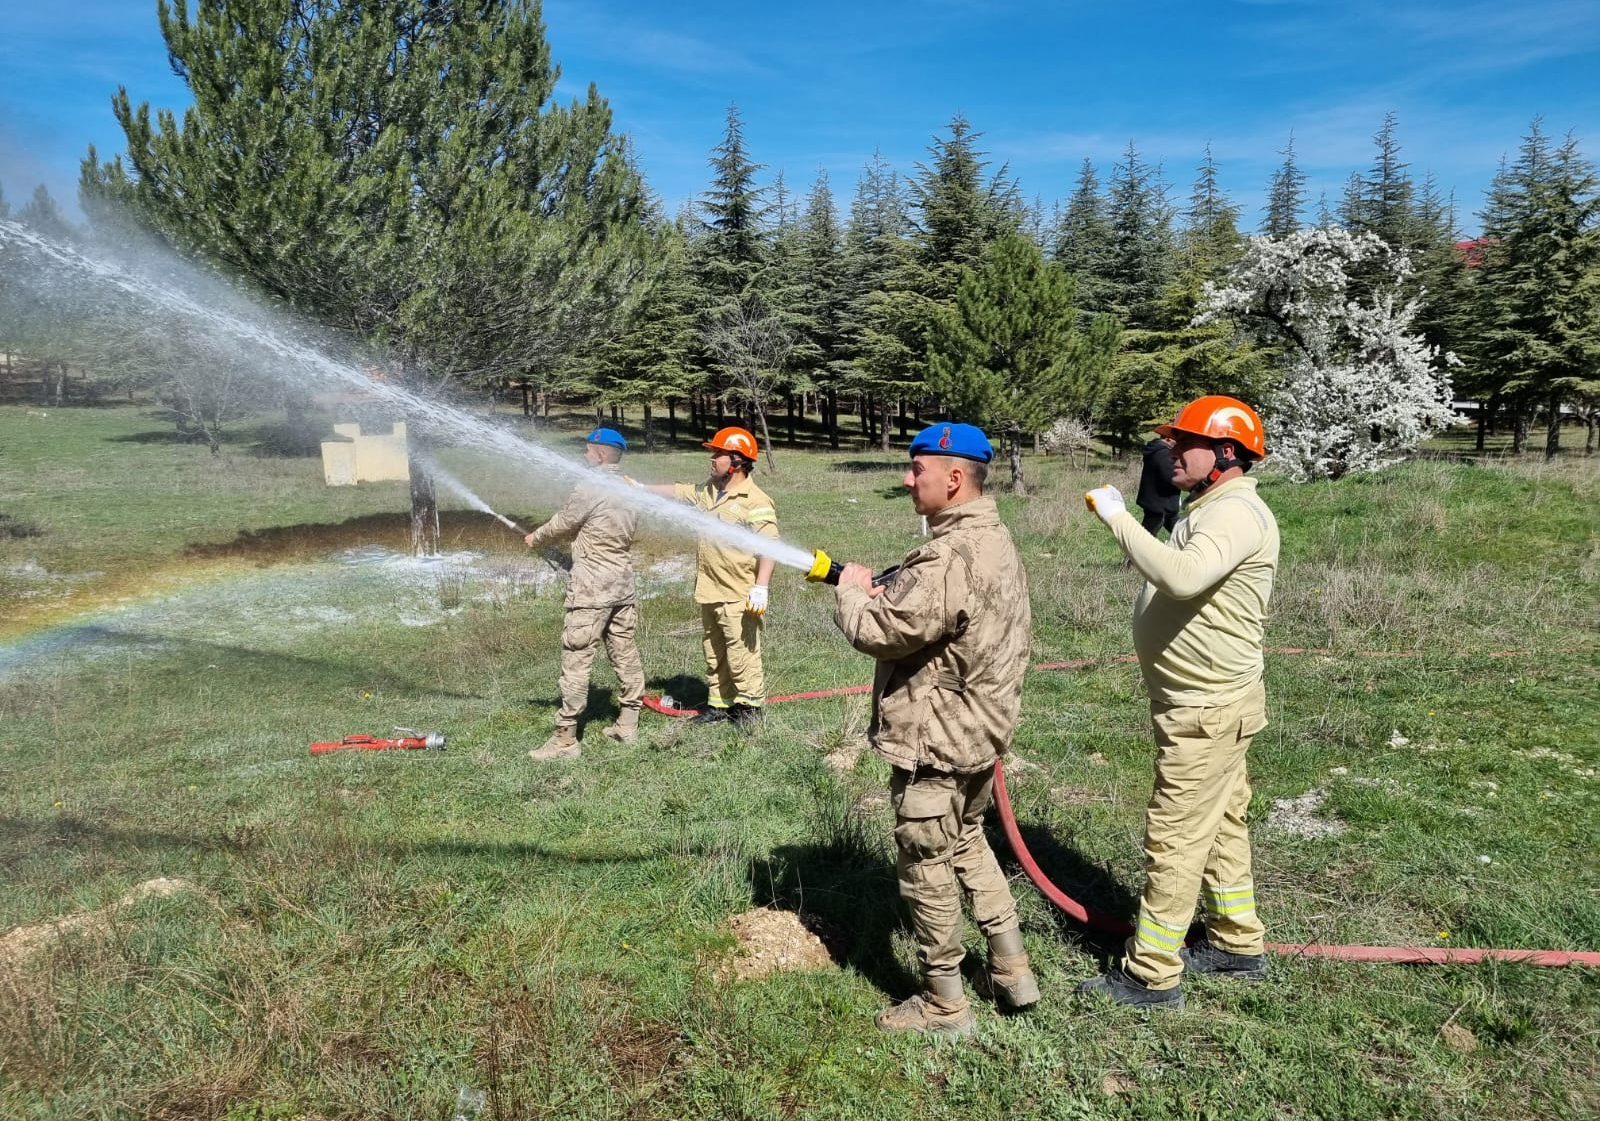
[647,646,1599,969]
[990,758,1600,968]
[309,729,446,755]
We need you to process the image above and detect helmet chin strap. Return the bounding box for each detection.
[1189,441,1242,498]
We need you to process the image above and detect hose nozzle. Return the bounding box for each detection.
[806,549,841,584]
[804,548,901,588]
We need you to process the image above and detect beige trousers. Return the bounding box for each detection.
[1125,680,1269,989]
[699,601,764,708]
[891,766,1020,984]
[555,604,645,728]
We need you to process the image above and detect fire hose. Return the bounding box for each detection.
[309,727,446,755]
[647,633,1599,968]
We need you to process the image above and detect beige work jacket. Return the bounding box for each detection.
[525,465,638,608]
[673,476,779,604]
[833,495,1031,774]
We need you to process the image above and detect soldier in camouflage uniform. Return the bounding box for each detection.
[524,428,644,762]
[832,422,1039,1038]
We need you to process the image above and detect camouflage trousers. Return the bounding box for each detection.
[891,766,1020,980]
[1125,680,1269,989]
[555,603,645,728]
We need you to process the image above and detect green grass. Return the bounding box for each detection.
[2,404,1598,1120]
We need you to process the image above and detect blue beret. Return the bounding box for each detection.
[909,422,992,463]
[586,427,627,450]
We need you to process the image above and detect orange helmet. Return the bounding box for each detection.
[1155,395,1267,459]
[703,426,759,461]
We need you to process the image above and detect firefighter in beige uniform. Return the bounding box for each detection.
[641,427,777,728]
[1078,396,1279,1008]
[524,428,645,762]
[833,423,1039,1038]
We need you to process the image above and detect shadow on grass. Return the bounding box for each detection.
[749,804,919,999]
[829,459,903,474]
[0,814,690,869]
[239,420,327,458]
[1002,813,1138,961]
[184,511,521,561]
[106,428,207,446]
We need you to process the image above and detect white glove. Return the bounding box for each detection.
[744,585,769,616]
[1084,485,1127,524]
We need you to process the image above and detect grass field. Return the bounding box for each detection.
[2,402,1597,1121]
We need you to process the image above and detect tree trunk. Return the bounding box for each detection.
[859,394,872,446]
[1545,392,1562,460]
[1009,431,1026,495]
[826,390,839,449]
[898,398,909,438]
[786,393,797,446]
[668,399,678,443]
[54,364,66,407]
[1475,401,1487,451]
[521,381,533,417]
[880,398,893,452]
[408,436,440,557]
[1512,404,1528,454]
[755,407,777,476]
[1585,411,1597,455]
[643,403,655,453]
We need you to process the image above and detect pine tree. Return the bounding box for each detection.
[78,0,650,551]
[1470,121,1600,457]
[791,169,854,442]
[847,152,917,450]
[1349,113,1420,251]
[875,116,1021,422]
[1102,141,1176,328]
[1098,142,1180,450]
[1053,158,1115,312]
[696,103,769,305]
[591,216,701,451]
[1262,134,1306,238]
[926,233,1119,493]
[16,185,74,243]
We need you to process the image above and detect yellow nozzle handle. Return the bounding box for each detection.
[805,549,834,583]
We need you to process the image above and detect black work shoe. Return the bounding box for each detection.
[689,707,730,725]
[1181,941,1268,980]
[728,702,764,729]
[1076,966,1184,1009]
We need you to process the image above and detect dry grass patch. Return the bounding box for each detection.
[720,908,843,981]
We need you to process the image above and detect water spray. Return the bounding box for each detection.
[428,462,525,534]
[0,219,814,573]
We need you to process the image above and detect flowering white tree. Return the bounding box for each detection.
[1196,228,1457,480]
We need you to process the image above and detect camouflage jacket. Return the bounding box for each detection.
[525,465,637,608]
[833,496,1031,774]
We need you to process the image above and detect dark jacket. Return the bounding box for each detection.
[1137,438,1181,514]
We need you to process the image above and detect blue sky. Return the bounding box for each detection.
[3,0,1598,234]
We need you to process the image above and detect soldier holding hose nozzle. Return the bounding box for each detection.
[523,428,645,761]
[830,422,1038,1038]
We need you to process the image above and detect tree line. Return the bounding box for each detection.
[1,0,1596,487]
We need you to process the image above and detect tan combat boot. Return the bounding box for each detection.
[529,725,581,762]
[874,973,977,1038]
[601,706,640,743]
[985,928,1041,1010]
